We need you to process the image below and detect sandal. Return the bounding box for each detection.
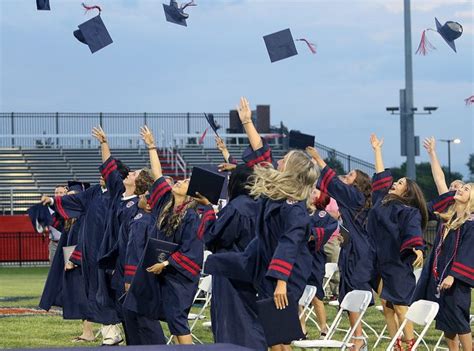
[405,338,416,351]
[350,336,368,351]
[394,337,404,351]
[71,336,95,343]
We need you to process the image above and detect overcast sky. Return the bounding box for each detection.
[1,0,473,177]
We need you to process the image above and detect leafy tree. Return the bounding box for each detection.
[324,153,345,175]
[467,154,474,181]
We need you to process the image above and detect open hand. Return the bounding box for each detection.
[370,134,384,150]
[274,280,288,310]
[440,275,454,290]
[140,126,156,147]
[423,137,435,154]
[237,97,252,124]
[146,262,166,275]
[194,192,211,206]
[218,163,237,172]
[92,126,107,143]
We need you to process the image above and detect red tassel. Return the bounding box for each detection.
[181,0,196,10]
[198,128,208,145]
[464,95,474,106]
[82,2,102,13]
[296,38,317,54]
[415,30,436,56]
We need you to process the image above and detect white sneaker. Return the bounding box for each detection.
[101,324,123,346]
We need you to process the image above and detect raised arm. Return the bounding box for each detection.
[370,134,384,173]
[237,97,262,151]
[215,136,230,163]
[92,126,111,162]
[423,137,449,195]
[306,146,327,169]
[140,126,162,180]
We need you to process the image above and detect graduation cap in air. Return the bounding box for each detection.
[465,95,474,106]
[163,0,197,27]
[186,166,226,204]
[288,130,315,150]
[67,181,91,193]
[27,204,53,234]
[256,294,305,346]
[36,0,50,10]
[73,3,113,53]
[263,28,298,63]
[416,18,463,55]
[204,113,221,136]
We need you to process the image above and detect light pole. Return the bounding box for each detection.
[439,138,461,183]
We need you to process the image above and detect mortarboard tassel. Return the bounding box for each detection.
[82,2,102,14]
[465,95,474,106]
[180,0,196,10]
[415,29,436,55]
[296,38,317,54]
[198,128,208,145]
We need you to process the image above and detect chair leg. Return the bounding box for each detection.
[373,323,387,349]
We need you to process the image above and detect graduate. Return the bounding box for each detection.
[414,183,474,351]
[206,97,317,351]
[92,126,153,345]
[121,193,166,345]
[125,126,209,345]
[306,145,375,351]
[304,187,338,338]
[201,163,266,350]
[40,178,122,344]
[368,134,427,351]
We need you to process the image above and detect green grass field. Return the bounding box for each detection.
[0,267,471,349]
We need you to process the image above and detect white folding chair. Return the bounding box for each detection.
[374,267,425,349]
[299,285,318,319]
[167,275,213,344]
[292,290,372,350]
[323,263,339,298]
[386,300,439,351]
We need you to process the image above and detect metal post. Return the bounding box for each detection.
[447,141,451,184]
[186,113,190,134]
[55,112,59,147]
[10,188,13,215]
[144,112,147,126]
[404,0,416,180]
[11,112,14,147]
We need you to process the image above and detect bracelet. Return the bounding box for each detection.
[148,146,157,150]
[242,120,252,125]
[100,140,107,144]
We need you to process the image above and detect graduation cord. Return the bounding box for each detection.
[432,226,460,297]
[415,28,437,55]
[295,38,317,54]
[82,2,102,14]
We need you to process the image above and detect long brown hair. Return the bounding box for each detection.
[157,196,198,236]
[352,169,372,212]
[383,178,429,230]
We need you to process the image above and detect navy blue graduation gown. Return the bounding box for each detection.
[96,157,138,310]
[413,197,473,334]
[203,195,267,351]
[368,169,424,305]
[124,177,205,336]
[307,210,339,300]
[61,216,90,320]
[50,185,119,324]
[317,166,376,301]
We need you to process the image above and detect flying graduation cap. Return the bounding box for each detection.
[204,113,221,136]
[416,17,463,55]
[36,0,50,10]
[263,29,317,63]
[163,0,197,27]
[73,3,113,53]
[465,95,474,106]
[67,181,91,193]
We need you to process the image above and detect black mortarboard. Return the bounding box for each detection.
[67,181,91,193]
[37,0,50,10]
[263,28,298,63]
[187,166,226,205]
[288,130,315,150]
[198,164,229,200]
[163,0,193,27]
[73,15,113,53]
[204,113,221,135]
[27,204,53,234]
[435,18,463,53]
[256,294,305,346]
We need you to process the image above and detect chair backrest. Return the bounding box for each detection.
[324,262,338,279]
[413,268,422,283]
[340,290,372,313]
[299,285,317,307]
[406,300,439,326]
[198,275,212,294]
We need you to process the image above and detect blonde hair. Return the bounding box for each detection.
[438,183,474,231]
[249,150,319,203]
